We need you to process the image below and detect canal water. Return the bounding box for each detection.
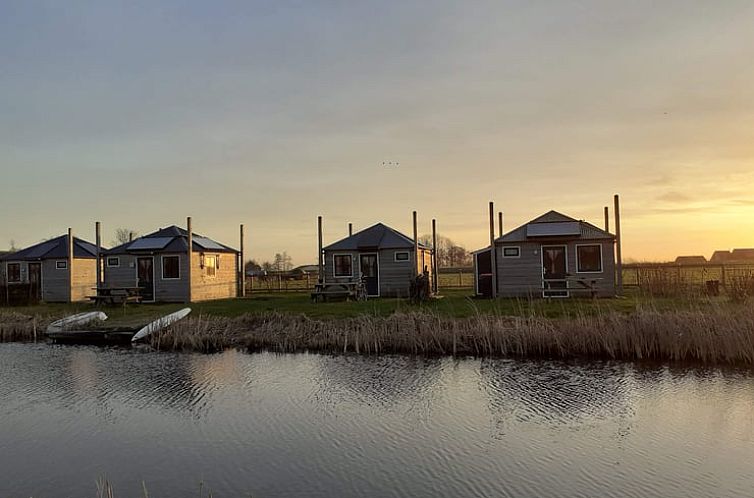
[0,343,752,498]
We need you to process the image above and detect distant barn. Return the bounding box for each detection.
[473,211,616,298]
[674,255,707,265]
[322,223,433,297]
[0,234,98,302]
[104,226,239,303]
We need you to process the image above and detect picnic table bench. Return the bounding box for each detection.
[543,276,603,298]
[311,280,367,303]
[87,286,142,306]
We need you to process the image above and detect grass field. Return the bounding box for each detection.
[0,288,735,328]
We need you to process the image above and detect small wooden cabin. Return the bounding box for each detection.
[0,234,98,303]
[322,223,433,297]
[104,226,239,303]
[474,211,616,298]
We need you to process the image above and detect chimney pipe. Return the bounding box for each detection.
[498,211,504,238]
[348,223,353,237]
[604,206,610,233]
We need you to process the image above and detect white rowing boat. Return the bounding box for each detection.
[46,311,108,334]
[131,308,192,342]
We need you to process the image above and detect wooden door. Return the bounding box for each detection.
[28,263,42,301]
[542,245,568,297]
[136,257,155,302]
[359,254,379,296]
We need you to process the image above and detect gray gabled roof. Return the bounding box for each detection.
[106,225,238,255]
[0,235,98,261]
[495,210,614,243]
[323,223,430,251]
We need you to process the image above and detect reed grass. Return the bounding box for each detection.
[149,301,754,365]
[3,299,754,365]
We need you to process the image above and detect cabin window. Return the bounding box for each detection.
[55,261,67,270]
[106,257,120,268]
[7,263,21,283]
[502,247,520,258]
[394,251,410,262]
[333,254,352,277]
[205,255,217,277]
[162,256,180,279]
[577,245,602,273]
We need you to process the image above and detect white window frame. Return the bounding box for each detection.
[204,254,217,278]
[333,253,353,278]
[161,255,181,280]
[502,246,521,258]
[394,251,410,262]
[106,257,120,268]
[55,260,68,270]
[6,262,22,283]
[575,244,603,274]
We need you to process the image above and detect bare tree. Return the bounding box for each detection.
[112,228,137,246]
[8,240,18,252]
[419,234,471,268]
[272,252,293,272]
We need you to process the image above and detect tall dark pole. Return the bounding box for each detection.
[413,211,419,278]
[95,221,101,291]
[432,218,438,294]
[67,227,74,303]
[239,224,245,297]
[186,217,193,303]
[614,195,623,295]
[318,216,324,283]
[489,202,497,298]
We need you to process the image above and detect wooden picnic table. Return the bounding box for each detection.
[87,286,142,306]
[311,280,367,303]
[543,276,603,298]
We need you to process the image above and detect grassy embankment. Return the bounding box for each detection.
[2,289,754,364]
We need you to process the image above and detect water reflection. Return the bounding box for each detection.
[1,344,753,498]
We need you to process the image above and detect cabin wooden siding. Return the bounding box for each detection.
[495,239,615,297]
[2,258,95,302]
[190,252,238,302]
[70,259,97,302]
[323,248,431,297]
[103,252,237,302]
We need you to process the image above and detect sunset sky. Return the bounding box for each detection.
[2,1,754,264]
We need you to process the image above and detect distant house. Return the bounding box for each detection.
[730,248,754,262]
[104,226,239,303]
[473,210,616,298]
[322,223,433,297]
[289,264,320,280]
[0,234,98,302]
[674,256,707,265]
[710,250,731,263]
[710,249,754,263]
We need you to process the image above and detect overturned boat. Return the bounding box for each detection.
[47,308,191,344]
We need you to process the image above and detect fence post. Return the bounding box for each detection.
[721,264,726,289]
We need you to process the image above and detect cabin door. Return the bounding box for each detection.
[28,263,42,301]
[542,245,568,297]
[475,250,492,297]
[359,254,379,296]
[136,257,155,302]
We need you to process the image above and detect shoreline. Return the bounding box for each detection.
[3,302,754,365]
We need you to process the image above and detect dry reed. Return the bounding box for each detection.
[149,303,754,365]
